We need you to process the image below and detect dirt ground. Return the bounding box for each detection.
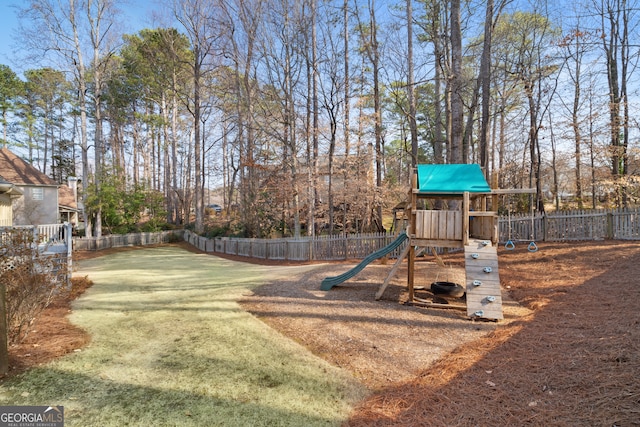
[5,240,639,426]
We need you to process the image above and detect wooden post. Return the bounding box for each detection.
[407,169,418,301]
[463,191,470,246]
[66,222,73,289]
[491,173,499,244]
[0,283,8,376]
[408,245,415,301]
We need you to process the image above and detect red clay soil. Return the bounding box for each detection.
[3,240,639,426]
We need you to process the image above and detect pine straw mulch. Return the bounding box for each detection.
[4,240,640,426]
[239,240,640,426]
[342,241,640,426]
[5,275,93,377]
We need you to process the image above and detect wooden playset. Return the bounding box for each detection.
[378,164,532,320]
[322,163,533,321]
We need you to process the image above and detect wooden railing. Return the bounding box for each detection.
[0,223,74,287]
[4,223,72,244]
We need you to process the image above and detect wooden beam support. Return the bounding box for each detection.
[463,191,470,246]
[376,243,411,300]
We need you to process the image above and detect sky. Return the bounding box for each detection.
[0,1,161,72]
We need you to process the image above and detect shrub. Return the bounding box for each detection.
[166,232,183,243]
[0,228,63,344]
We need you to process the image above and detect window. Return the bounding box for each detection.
[32,187,43,201]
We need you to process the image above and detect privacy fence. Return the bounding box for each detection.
[73,207,640,262]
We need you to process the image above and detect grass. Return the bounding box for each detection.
[0,246,367,426]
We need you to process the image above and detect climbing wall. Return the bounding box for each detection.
[464,240,503,320]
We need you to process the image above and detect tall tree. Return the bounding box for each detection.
[406,0,418,167]
[355,0,384,230]
[493,11,560,212]
[558,25,592,209]
[120,28,192,224]
[88,0,121,238]
[22,68,72,181]
[220,0,263,237]
[21,0,90,236]
[596,0,636,207]
[174,0,225,234]
[479,0,495,175]
[449,0,463,163]
[415,1,446,164]
[20,0,123,237]
[0,65,22,147]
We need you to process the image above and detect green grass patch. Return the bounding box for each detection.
[0,247,366,426]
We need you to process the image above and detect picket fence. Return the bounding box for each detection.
[499,207,640,242]
[183,230,405,261]
[73,207,640,261]
[73,230,185,251]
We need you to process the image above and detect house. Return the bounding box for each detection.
[0,177,23,226]
[0,147,75,226]
[58,178,80,226]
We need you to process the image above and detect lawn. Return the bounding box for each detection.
[0,246,366,426]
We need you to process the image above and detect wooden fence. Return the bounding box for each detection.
[72,207,640,262]
[184,230,405,261]
[499,207,640,242]
[73,230,185,251]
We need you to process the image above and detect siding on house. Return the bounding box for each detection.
[11,185,59,225]
[0,194,11,226]
[0,148,59,225]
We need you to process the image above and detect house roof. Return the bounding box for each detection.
[58,184,77,210]
[416,164,491,194]
[0,177,23,197]
[0,147,57,186]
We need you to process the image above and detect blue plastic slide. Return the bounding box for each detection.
[320,231,408,291]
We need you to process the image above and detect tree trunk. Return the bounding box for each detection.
[407,0,418,167]
[449,0,464,163]
[479,0,494,175]
[570,28,584,208]
[370,0,384,230]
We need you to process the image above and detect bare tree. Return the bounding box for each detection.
[449,0,463,163]
[20,0,122,237]
[415,1,447,164]
[493,11,560,212]
[595,0,639,207]
[88,0,121,238]
[354,0,384,231]
[406,0,418,167]
[174,0,225,233]
[558,24,592,209]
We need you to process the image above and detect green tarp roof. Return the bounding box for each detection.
[416,164,491,194]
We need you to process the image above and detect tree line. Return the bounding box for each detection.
[0,0,638,238]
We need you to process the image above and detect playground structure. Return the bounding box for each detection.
[322,163,534,321]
